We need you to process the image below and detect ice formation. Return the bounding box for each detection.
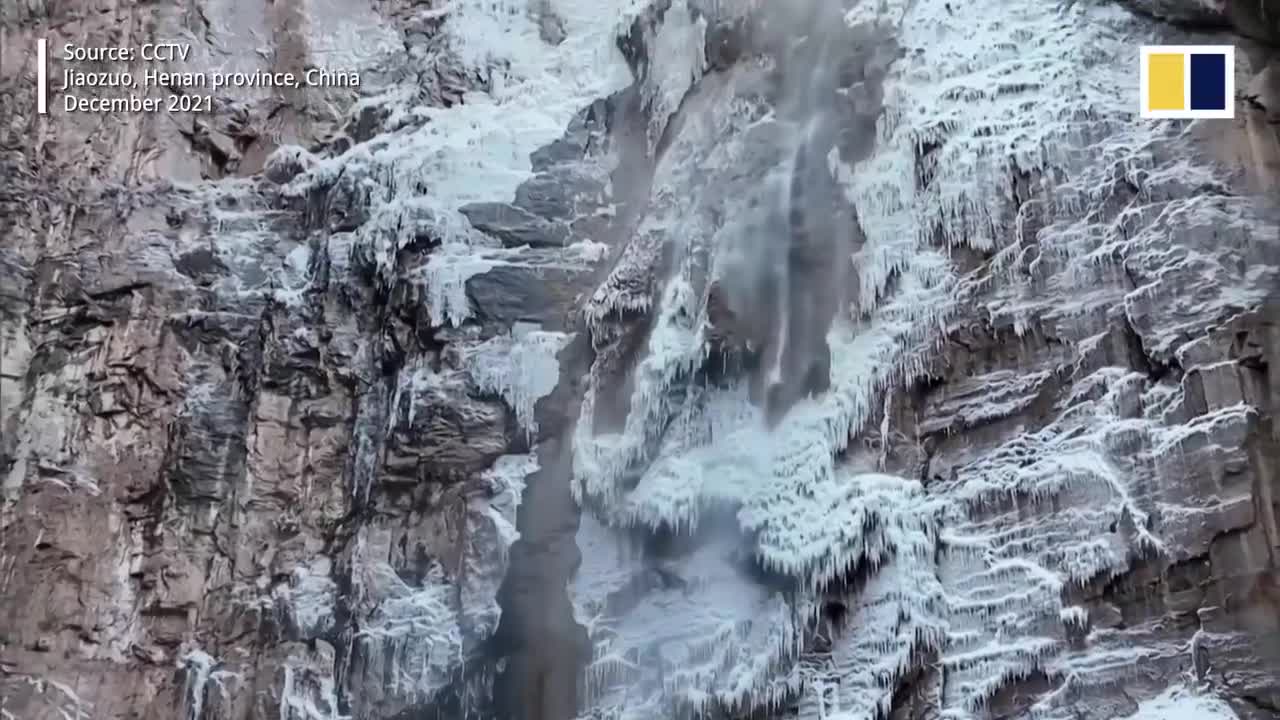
[279,559,339,640]
[350,560,464,704]
[287,0,637,326]
[461,452,539,638]
[180,649,242,720]
[628,0,710,154]
[280,649,346,720]
[563,0,1276,716]
[1121,684,1241,720]
[465,328,572,438]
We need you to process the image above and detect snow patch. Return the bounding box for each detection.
[1122,685,1240,720]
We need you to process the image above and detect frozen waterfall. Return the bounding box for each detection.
[562,0,1276,718]
[259,0,1275,712]
[6,0,1277,715]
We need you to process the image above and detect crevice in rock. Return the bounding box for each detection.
[490,85,664,720]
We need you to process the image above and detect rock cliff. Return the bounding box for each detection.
[1,0,1279,719]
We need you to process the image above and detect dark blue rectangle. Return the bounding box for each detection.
[1189,53,1227,110]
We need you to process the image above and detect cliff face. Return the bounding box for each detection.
[2,1,1280,720]
[1,1,540,717]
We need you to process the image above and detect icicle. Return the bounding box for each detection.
[878,390,892,472]
[466,329,571,439]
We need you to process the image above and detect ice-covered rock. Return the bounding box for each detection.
[4,0,1280,719]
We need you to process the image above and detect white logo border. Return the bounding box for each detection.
[1139,45,1235,120]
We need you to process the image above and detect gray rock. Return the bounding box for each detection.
[263,146,316,185]
[529,101,607,171]
[466,260,589,326]
[513,168,607,221]
[705,17,750,71]
[460,201,572,248]
[167,378,252,504]
[325,170,373,233]
[539,10,567,45]
[1119,0,1280,42]
[386,369,515,479]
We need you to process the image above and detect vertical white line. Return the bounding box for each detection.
[1225,46,1235,119]
[36,38,47,115]
[1182,50,1190,115]
[1139,47,1149,117]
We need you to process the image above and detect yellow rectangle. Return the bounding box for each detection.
[1147,53,1185,111]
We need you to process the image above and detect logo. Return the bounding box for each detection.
[1140,45,1235,119]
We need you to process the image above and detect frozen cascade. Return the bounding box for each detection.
[566,0,1277,716]
[572,528,814,719]
[280,649,347,720]
[571,0,962,713]
[2,0,1276,708]
[462,452,540,638]
[466,328,572,439]
[287,0,636,323]
[629,0,711,155]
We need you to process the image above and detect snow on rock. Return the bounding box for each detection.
[287,0,638,315]
[750,472,938,591]
[627,0,711,154]
[343,439,535,705]
[797,552,947,720]
[179,649,242,720]
[423,242,607,328]
[1121,684,1240,720]
[349,560,463,706]
[9,676,95,720]
[277,559,338,640]
[465,327,572,438]
[279,642,345,720]
[930,360,1185,712]
[460,452,538,637]
[264,145,318,185]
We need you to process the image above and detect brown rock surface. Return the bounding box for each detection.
[0,1,559,718]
